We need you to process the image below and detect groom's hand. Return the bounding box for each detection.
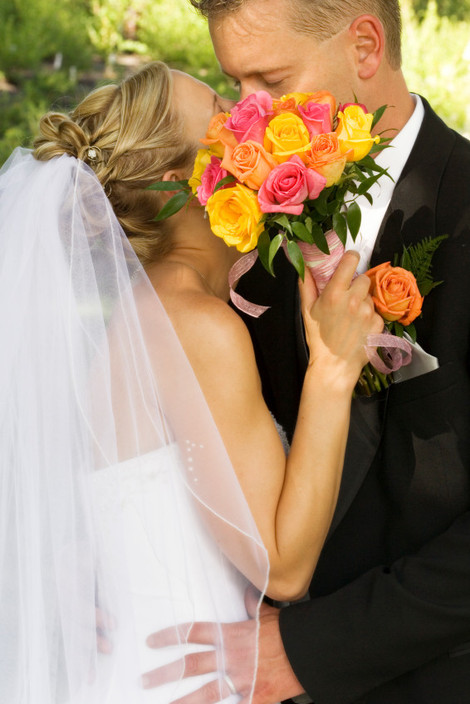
[143,587,305,704]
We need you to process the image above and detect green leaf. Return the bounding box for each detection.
[346,201,362,241]
[400,248,412,271]
[213,175,237,193]
[311,224,330,254]
[271,214,290,230]
[393,321,404,338]
[291,221,314,244]
[153,191,192,222]
[371,103,388,130]
[257,230,272,275]
[147,180,189,191]
[332,212,347,245]
[268,233,285,273]
[311,190,328,217]
[419,278,443,296]
[404,322,417,343]
[357,155,380,171]
[369,141,392,156]
[357,174,381,195]
[286,240,305,281]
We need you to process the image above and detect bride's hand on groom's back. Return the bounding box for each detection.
[142,587,304,704]
[300,251,383,389]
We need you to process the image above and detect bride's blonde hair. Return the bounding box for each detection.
[34,62,196,264]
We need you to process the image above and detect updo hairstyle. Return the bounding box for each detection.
[33,62,196,264]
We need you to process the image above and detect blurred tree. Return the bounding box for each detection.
[402,0,470,135]
[411,0,470,21]
[0,0,91,77]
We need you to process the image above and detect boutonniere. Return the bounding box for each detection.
[356,235,447,396]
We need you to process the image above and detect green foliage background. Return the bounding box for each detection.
[1,0,469,165]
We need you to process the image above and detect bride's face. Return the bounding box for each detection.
[171,70,235,147]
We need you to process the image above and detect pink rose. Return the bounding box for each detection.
[258,155,326,215]
[225,91,274,144]
[298,101,332,138]
[197,156,232,206]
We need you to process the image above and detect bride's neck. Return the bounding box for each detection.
[151,209,240,301]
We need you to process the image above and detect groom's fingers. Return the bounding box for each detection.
[142,650,217,689]
[146,621,221,649]
[170,678,234,704]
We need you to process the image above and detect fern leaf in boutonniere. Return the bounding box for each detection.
[395,234,448,296]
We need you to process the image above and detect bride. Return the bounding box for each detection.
[0,62,382,703]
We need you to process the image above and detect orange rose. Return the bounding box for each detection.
[272,91,336,118]
[272,96,299,116]
[200,112,238,158]
[221,140,278,190]
[366,262,423,326]
[305,133,347,186]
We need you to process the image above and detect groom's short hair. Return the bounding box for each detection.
[189,0,402,69]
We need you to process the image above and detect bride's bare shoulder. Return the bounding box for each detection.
[147,265,256,373]
[173,290,255,369]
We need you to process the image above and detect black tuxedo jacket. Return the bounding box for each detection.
[236,99,470,703]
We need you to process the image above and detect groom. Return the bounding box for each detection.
[145,1,470,701]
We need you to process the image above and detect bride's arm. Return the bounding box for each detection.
[168,252,382,600]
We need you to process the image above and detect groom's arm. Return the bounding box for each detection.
[280,508,470,704]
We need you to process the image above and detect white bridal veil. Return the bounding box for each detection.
[0,149,268,703]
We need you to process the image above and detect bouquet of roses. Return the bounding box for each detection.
[153,89,389,282]
[150,90,446,394]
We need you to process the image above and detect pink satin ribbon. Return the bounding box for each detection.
[228,231,413,373]
[228,250,270,318]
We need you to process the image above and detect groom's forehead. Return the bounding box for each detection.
[209,0,300,57]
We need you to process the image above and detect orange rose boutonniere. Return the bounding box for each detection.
[366,263,423,326]
[356,235,447,396]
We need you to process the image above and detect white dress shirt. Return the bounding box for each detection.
[343,96,439,381]
[345,95,425,273]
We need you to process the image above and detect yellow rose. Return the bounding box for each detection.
[206,184,265,253]
[188,149,212,194]
[264,113,311,163]
[335,105,380,162]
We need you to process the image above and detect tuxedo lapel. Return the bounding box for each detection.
[370,98,456,268]
[327,392,387,536]
[328,100,457,533]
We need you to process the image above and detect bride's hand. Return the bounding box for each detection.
[299,251,383,388]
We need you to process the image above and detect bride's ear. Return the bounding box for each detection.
[162,169,185,184]
[158,169,187,202]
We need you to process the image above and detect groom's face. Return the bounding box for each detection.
[209,0,356,102]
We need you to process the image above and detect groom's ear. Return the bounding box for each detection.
[348,14,385,80]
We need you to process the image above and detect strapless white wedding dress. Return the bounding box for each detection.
[91,446,250,703]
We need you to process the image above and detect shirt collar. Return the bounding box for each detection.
[375,94,425,184]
